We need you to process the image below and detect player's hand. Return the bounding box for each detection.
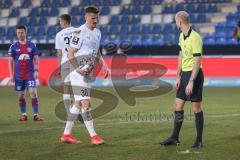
[34,71,38,79]
[104,68,110,79]
[175,76,181,90]
[76,66,89,76]
[185,81,193,96]
[85,64,94,75]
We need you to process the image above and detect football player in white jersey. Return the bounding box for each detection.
[55,14,83,142]
[60,6,109,145]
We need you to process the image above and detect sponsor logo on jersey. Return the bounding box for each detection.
[72,36,80,45]
[18,54,30,60]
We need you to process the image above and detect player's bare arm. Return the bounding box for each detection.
[33,55,39,79]
[8,56,14,82]
[67,46,79,69]
[57,49,62,76]
[185,56,201,96]
[175,51,182,90]
[95,52,109,78]
[68,46,88,75]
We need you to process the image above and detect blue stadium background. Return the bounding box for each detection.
[0,0,240,56]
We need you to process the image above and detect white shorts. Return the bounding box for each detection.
[69,70,91,101]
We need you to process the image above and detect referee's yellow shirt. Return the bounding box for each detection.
[179,28,203,72]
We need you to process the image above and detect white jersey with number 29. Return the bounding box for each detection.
[55,26,78,64]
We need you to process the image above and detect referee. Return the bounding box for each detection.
[160,11,204,148]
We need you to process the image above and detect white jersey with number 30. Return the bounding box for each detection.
[55,26,78,64]
[69,24,101,101]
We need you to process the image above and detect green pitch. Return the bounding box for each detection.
[0,86,239,160]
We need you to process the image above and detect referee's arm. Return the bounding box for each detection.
[189,35,202,81]
[189,33,203,82]
[190,55,201,81]
[185,55,201,96]
[186,35,202,96]
[177,51,182,79]
[175,51,182,90]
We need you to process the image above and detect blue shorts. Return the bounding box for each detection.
[14,79,36,92]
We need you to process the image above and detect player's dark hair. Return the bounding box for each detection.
[60,14,71,24]
[85,6,99,14]
[16,25,27,31]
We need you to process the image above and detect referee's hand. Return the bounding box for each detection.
[175,77,181,90]
[185,81,193,96]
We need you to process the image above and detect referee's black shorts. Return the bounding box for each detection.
[176,69,204,102]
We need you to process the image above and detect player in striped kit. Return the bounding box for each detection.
[8,25,43,121]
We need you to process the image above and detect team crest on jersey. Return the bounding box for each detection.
[185,50,189,56]
[27,48,32,52]
[18,54,30,60]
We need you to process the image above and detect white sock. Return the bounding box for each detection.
[84,120,97,137]
[63,105,79,134]
[82,108,97,137]
[64,121,74,135]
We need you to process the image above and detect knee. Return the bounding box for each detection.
[80,100,92,121]
[81,99,91,109]
[74,101,81,109]
[174,101,184,111]
[192,106,202,113]
[29,91,37,98]
[192,103,202,113]
[31,94,37,98]
[18,93,25,99]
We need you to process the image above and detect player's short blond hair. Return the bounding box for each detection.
[175,11,190,24]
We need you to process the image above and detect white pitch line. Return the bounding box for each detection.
[0,113,239,134]
[207,113,240,118]
[177,150,203,154]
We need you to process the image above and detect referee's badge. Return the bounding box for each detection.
[185,50,189,56]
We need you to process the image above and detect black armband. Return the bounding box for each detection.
[193,53,201,57]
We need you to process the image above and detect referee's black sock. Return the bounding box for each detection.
[171,110,184,140]
[194,111,204,142]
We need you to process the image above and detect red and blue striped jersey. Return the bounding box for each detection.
[8,41,39,80]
